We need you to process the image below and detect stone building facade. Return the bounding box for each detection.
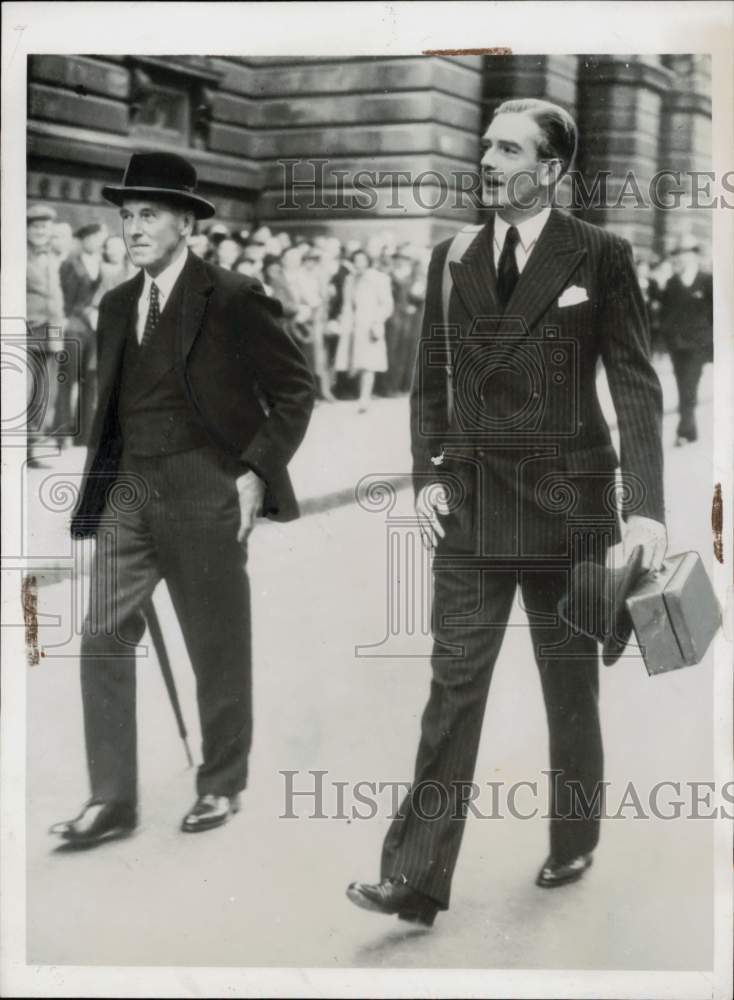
[27,53,711,255]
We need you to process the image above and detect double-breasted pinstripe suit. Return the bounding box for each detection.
[380,209,665,908]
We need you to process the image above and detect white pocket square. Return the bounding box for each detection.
[558,285,589,308]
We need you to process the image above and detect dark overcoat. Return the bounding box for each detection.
[71,252,315,536]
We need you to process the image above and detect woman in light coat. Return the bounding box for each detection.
[336,249,394,412]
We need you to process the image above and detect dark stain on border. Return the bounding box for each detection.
[22,574,39,666]
[711,483,723,564]
[422,47,513,56]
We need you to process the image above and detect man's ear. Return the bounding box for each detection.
[180,210,196,237]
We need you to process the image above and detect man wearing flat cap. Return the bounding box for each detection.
[26,203,65,465]
[58,222,106,444]
[52,152,315,846]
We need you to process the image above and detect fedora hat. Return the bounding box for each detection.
[102,152,215,220]
[558,546,646,666]
[669,233,701,256]
[75,222,104,241]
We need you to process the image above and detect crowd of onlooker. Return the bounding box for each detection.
[187,222,429,410]
[25,205,429,464]
[25,201,712,465]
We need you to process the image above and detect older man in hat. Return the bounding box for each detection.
[52,152,314,846]
[658,233,713,445]
[58,222,107,444]
[26,203,66,465]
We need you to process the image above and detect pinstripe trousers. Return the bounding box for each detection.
[80,444,251,804]
[380,560,602,909]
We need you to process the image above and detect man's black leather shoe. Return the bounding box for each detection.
[49,801,137,847]
[346,876,439,927]
[536,852,593,888]
[181,793,240,833]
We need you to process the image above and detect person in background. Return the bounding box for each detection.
[321,236,348,380]
[100,235,135,286]
[268,248,302,328]
[331,243,359,399]
[59,222,106,445]
[26,203,65,465]
[204,222,230,264]
[260,254,284,298]
[385,246,422,395]
[187,233,211,259]
[275,230,292,253]
[658,233,713,446]
[251,225,273,249]
[50,221,74,264]
[288,247,334,402]
[635,253,663,356]
[233,247,264,281]
[216,236,241,270]
[336,248,394,412]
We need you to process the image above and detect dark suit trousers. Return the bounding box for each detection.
[381,561,602,909]
[670,349,705,442]
[80,444,252,804]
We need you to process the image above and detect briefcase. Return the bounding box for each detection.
[625,551,721,676]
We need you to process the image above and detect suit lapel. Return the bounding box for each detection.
[177,251,214,371]
[96,271,143,406]
[448,219,500,323]
[504,209,587,334]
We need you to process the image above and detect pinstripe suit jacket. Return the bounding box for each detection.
[410,209,665,559]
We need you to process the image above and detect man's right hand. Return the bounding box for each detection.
[416,482,450,550]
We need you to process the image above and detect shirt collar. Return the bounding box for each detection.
[494,207,551,253]
[142,246,189,304]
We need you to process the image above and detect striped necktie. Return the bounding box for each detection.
[140,281,160,348]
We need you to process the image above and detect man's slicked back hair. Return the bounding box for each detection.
[493,98,578,176]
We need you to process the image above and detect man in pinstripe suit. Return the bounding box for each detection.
[348,100,667,925]
[51,153,314,847]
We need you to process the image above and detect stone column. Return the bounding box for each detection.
[657,56,713,265]
[576,55,674,253]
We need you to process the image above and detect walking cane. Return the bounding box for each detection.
[141,596,194,768]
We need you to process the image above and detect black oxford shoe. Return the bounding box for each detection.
[536,852,593,888]
[49,801,137,848]
[181,793,240,833]
[346,876,439,927]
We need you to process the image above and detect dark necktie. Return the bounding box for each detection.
[140,281,160,349]
[497,225,520,311]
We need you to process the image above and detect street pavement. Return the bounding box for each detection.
[23,361,718,971]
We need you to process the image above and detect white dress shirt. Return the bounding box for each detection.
[136,246,189,343]
[493,207,551,274]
